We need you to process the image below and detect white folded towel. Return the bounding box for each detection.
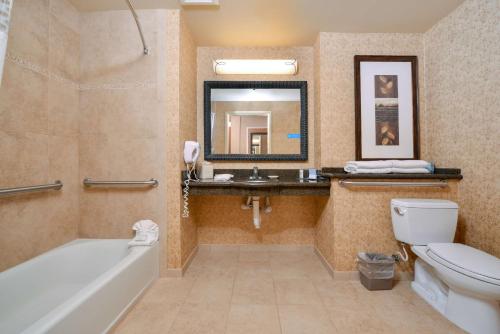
[344,160,433,174]
[391,168,430,174]
[349,168,393,174]
[390,160,433,170]
[128,220,159,247]
[344,161,393,172]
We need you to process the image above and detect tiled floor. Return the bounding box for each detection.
[113,245,465,334]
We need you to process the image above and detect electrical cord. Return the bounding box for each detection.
[182,163,198,218]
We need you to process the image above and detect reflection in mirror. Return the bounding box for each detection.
[211,88,301,155]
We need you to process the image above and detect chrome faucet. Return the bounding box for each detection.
[250,166,260,180]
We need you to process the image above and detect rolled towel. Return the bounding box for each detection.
[391,168,430,174]
[132,219,159,232]
[390,160,433,171]
[349,168,393,174]
[344,161,393,172]
[129,220,159,247]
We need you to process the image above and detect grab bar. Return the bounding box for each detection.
[339,180,448,188]
[0,180,63,197]
[83,178,159,188]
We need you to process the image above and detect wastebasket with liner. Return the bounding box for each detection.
[357,252,395,290]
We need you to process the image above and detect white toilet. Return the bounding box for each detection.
[391,199,500,334]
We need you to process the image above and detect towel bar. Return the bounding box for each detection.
[0,181,63,197]
[339,180,448,188]
[83,178,159,188]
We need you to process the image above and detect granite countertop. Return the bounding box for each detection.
[181,169,331,196]
[321,167,463,180]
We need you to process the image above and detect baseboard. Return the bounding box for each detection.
[314,247,335,278]
[164,245,199,277]
[313,247,413,281]
[181,245,199,275]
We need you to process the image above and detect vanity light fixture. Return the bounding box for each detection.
[213,59,298,75]
[179,0,219,5]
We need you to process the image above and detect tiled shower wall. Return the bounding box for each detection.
[79,10,197,274]
[0,0,80,272]
[0,3,197,274]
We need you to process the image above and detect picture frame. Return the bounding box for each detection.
[354,55,420,160]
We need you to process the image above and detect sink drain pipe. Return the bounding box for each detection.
[252,197,260,229]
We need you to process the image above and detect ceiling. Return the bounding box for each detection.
[68,0,464,47]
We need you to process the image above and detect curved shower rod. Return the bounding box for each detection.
[125,0,150,55]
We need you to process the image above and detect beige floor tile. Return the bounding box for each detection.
[237,261,273,279]
[113,302,180,334]
[327,302,389,334]
[185,277,235,305]
[274,278,323,305]
[231,276,276,305]
[314,280,364,308]
[114,248,464,334]
[271,258,331,279]
[167,302,230,334]
[226,304,281,334]
[278,304,337,334]
[238,250,270,263]
[140,278,195,304]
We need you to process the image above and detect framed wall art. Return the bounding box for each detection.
[354,55,420,160]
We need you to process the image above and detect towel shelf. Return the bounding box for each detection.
[0,180,63,197]
[339,180,448,188]
[83,178,159,188]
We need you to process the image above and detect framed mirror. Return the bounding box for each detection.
[204,81,308,161]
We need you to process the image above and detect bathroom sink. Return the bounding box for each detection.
[244,179,271,184]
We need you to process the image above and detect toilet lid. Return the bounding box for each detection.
[427,243,500,284]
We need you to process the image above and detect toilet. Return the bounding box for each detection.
[391,199,500,334]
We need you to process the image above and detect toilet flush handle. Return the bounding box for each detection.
[393,207,407,216]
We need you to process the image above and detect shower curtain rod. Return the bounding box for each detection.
[125,0,150,55]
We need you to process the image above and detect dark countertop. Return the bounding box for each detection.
[321,167,463,180]
[182,169,330,196]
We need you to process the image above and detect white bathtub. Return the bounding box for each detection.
[0,239,159,334]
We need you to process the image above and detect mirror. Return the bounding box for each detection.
[204,81,308,161]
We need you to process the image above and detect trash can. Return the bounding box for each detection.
[357,252,395,291]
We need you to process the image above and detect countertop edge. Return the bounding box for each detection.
[321,167,463,180]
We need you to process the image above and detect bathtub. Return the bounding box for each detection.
[0,239,159,334]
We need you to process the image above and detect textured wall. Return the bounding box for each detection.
[312,32,462,272]
[179,13,198,266]
[424,0,500,257]
[194,196,326,245]
[79,9,175,275]
[317,32,427,167]
[330,182,460,272]
[197,47,316,169]
[194,47,318,245]
[0,0,80,272]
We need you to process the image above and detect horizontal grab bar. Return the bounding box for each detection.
[339,180,448,188]
[83,178,159,188]
[0,180,63,197]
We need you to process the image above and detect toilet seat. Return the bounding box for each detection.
[426,243,500,286]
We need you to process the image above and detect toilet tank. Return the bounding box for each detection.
[391,199,458,246]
